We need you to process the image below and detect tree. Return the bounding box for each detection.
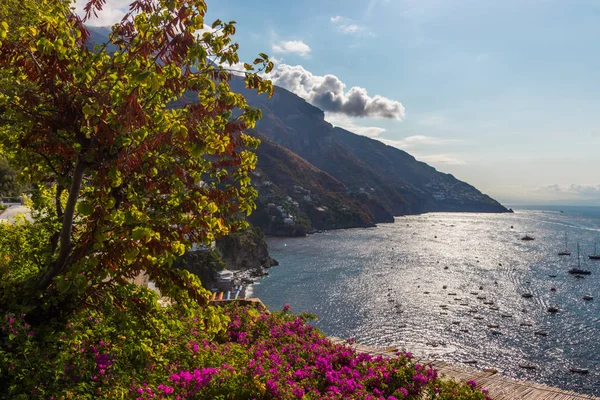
[0,0,273,320]
[0,156,20,197]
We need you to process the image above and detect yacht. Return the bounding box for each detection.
[588,242,600,260]
[568,244,591,275]
[558,232,571,256]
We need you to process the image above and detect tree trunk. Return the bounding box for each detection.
[38,157,86,290]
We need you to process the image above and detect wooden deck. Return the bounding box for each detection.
[329,337,599,400]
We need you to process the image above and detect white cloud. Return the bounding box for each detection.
[325,113,386,138]
[329,16,372,36]
[340,24,361,34]
[379,135,457,149]
[376,136,466,164]
[268,64,405,119]
[74,0,128,26]
[413,153,466,165]
[197,24,216,36]
[535,184,600,199]
[272,41,312,57]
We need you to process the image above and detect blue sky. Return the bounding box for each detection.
[78,0,600,205]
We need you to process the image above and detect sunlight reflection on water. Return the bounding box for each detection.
[254,210,600,395]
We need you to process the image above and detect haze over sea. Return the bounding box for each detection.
[253,206,600,395]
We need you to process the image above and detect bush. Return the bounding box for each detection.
[1,298,490,399]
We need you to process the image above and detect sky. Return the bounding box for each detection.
[76,0,600,206]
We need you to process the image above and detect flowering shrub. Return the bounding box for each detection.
[1,293,490,399]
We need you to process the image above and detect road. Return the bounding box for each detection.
[0,204,30,222]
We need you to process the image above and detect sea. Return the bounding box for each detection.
[251,206,600,395]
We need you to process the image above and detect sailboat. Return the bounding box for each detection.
[568,243,591,275]
[589,242,600,260]
[558,232,571,256]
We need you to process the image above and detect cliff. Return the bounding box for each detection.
[249,132,376,236]
[174,227,277,289]
[229,78,510,220]
[88,28,510,237]
[216,226,277,270]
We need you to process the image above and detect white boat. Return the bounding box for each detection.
[588,242,600,260]
[568,244,591,275]
[558,232,571,256]
[215,269,234,283]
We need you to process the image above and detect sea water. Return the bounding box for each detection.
[253,206,600,395]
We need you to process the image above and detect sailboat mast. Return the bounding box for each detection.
[577,243,581,268]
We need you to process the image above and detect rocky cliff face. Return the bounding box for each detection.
[216,227,277,270]
[249,133,376,236]
[229,78,510,219]
[174,228,277,289]
[89,29,510,237]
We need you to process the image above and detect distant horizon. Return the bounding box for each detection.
[76,0,600,206]
[506,203,600,209]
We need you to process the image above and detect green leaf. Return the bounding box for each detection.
[77,202,93,216]
[108,167,122,188]
[134,71,151,82]
[56,278,71,293]
[124,248,139,264]
[82,104,93,118]
[191,143,205,158]
[132,227,146,241]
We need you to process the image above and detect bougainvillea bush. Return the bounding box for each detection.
[1,287,490,399]
[0,2,490,398]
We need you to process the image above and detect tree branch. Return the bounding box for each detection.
[55,183,64,219]
[38,157,86,290]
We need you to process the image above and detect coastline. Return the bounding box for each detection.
[208,296,600,400]
[262,208,515,239]
[252,210,600,395]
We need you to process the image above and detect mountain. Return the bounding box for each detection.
[174,77,509,235]
[85,28,509,235]
[249,132,377,236]
[229,78,510,220]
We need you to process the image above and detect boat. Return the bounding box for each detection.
[569,367,589,374]
[583,295,593,301]
[215,269,235,283]
[568,244,592,275]
[519,364,536,370]
[521,235,535,241]
[547,306,559,313]
[558,232,571,256]
[588,242,600,260]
